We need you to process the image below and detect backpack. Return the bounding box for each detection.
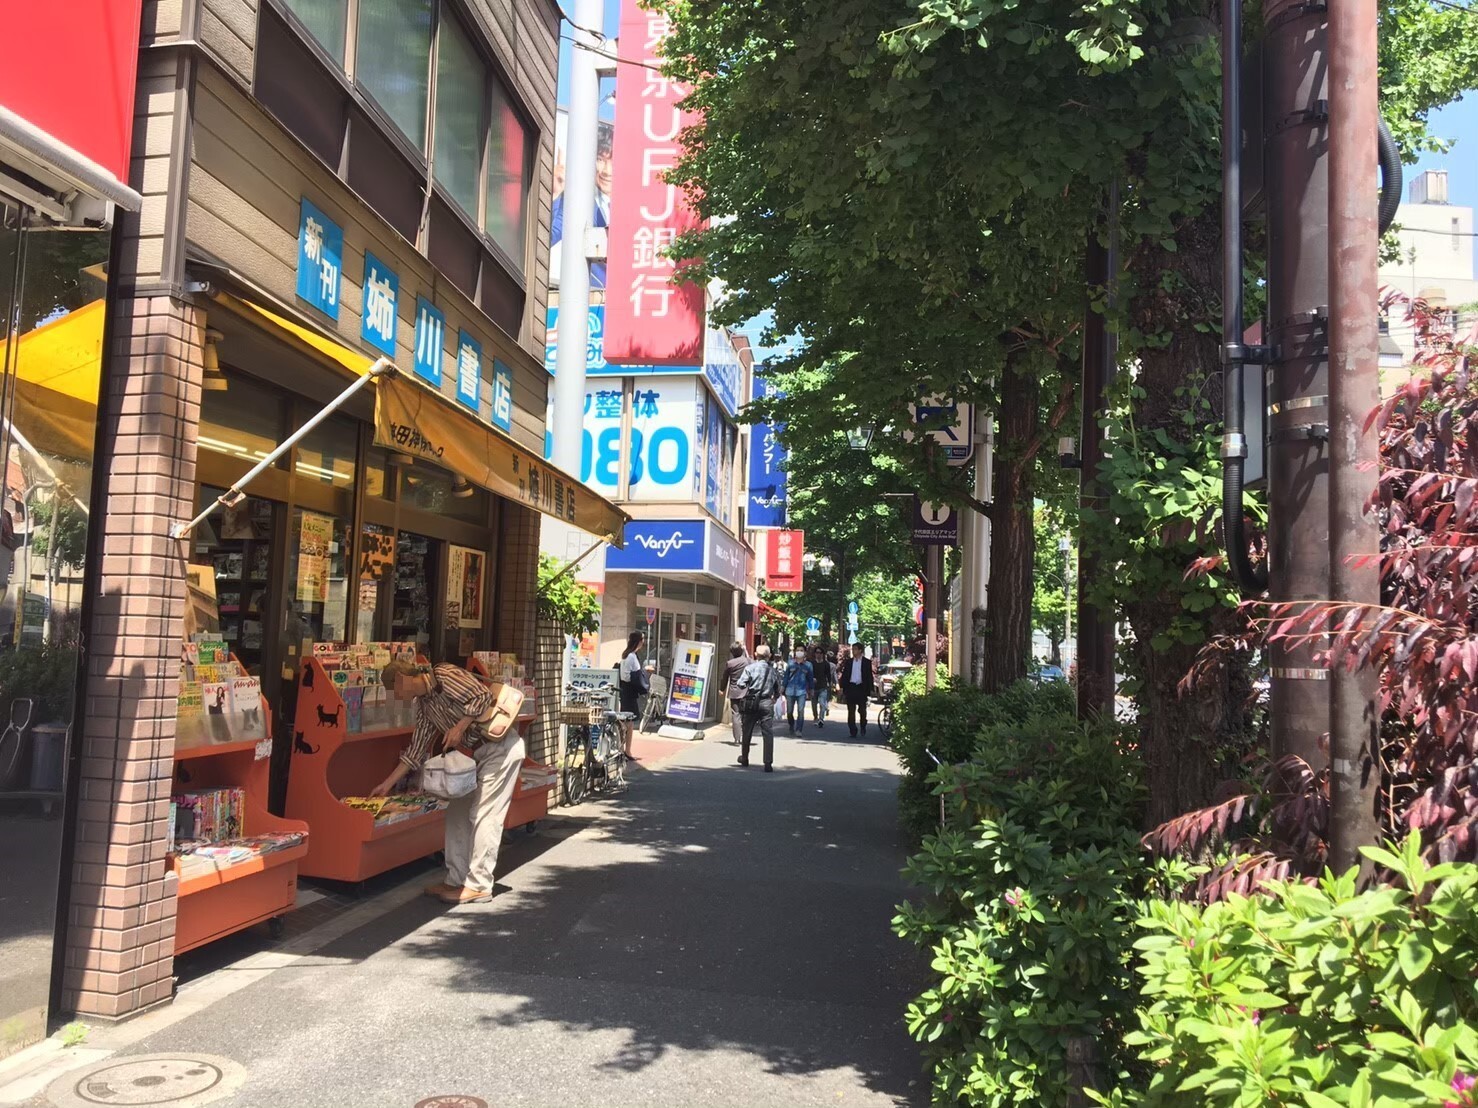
[739,663,778,715]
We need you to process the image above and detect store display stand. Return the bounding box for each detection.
[467,654,555,830]
[285,656,442,883]
[172,682,308,954]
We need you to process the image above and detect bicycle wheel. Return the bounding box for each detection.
[562,756,587,805]
[879,705,893,738]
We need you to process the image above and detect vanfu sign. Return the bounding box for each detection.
[605,519,748,589]
[602,2,706,366]
[746,376,787,529]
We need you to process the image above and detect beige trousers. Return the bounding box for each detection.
[444,733,526,894]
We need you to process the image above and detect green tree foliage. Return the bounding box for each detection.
[28,496,90,570]
[1032,505,1070,668]
[536,553,600,636]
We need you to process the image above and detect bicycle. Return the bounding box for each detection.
[559,684,632,804]
[0,698,33,791]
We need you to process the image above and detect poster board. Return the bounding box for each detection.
[447,544,486,629]
[666,639,715,723]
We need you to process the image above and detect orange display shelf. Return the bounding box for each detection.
[284,654,444,883]
[170,677,309,954]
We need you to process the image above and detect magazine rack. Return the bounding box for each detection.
[466,654,554,830]
[171,674,308,954]
[284,654,441,883]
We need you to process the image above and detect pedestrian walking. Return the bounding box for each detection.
[837,641,875,737]
[617,630,645,754]
[735,644,782,772]
[810,646,834,726]
[782,647,815,734]
[716,640,750,744]
[373,660,525,905]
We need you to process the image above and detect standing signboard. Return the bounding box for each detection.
[765,530,804,592]
[666,639,716,723]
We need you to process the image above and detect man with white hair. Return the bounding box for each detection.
[733,644,782,773]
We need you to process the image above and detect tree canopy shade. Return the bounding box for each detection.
[661,0,1478,822]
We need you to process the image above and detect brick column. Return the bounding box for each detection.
[62,294,203,1019]
[494,501,540,668]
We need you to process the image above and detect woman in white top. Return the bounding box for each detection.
[618,631,645,754]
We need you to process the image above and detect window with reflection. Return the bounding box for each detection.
[281,0,347,64]
[200,371,287,466]
[355,0,433,149]
[486,81,531,262]
[398,462,489,525]
[295,411,357,488]
[433,10,486,217]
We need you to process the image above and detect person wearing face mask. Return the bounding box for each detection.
[781,647,815,734]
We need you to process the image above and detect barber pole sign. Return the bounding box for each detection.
[602,0,706,366]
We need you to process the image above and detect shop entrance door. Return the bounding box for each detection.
[655,611,676,677]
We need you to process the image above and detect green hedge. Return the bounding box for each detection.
[889,676,1075,840]
[894,703,1147,1107]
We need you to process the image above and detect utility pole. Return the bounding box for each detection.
[548,0,604,477]
[1263,0,1332,768]
[1326,0,1381,869]
[960,416,993,685]
[924,542,941,689]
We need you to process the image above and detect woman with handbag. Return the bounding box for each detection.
[372,660,525,905]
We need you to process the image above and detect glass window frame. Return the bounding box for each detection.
[258,0,536,275]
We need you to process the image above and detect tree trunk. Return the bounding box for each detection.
[982,359,1039,693]
[1121,208,1256,827]
[1048,636,1062,668]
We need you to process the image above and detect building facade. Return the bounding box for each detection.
[1,0,615,1046]
[1381,169,1478,363]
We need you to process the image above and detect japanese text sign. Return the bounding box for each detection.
[602,1,706,366]
[747,376,787,529]
[456,330,482,411]
[491,360,514,433]
[766,529,804,592]
[296,198,342,320]
[361,251,398,356]
[413,297,445,387]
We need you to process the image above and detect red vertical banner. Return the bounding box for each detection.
[603,0,706,366]
[766,530,804,593]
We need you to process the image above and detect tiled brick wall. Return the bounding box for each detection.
[495,502,540,668]
[61,294,203,1019]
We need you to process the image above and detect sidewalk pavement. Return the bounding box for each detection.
[7,712,926,1108]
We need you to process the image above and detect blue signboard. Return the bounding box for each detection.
[805,617,821,633]
[360,251,398,356]
[702,327,743,418]
[704,394,721,517]
[605,520,707,574]
[491,360,514,433]
[413,297,445,386]
[455,330,482,411]
[296,198,343,320]
[705,521,746,588]
[746,375,788,529]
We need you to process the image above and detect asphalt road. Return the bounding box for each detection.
[75,722,927,1107]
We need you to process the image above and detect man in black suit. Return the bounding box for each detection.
[837,642,875,737]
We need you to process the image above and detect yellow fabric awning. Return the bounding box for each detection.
[0,298,106,463]
[211,293,627,544]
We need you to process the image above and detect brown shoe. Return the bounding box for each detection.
[439,885,493,904]
[424,881,460,898]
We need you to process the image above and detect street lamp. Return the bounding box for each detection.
[847,425,875,451]
[1058,536,1073,671]
[817,555,835,576]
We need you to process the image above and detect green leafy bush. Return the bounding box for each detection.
[0,642,79,724]
[894,709,1148,1106]
[1097,836,1478,1108]
[889,677,1075,840]
[536,553,600,636]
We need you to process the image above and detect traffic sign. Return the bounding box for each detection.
[805,617,821,633]
[847,600,859,615]
[645,607,656,625]
[848,632,858,644]
[905,395,974,465]
[912,497,959,546]
[846,614,859,630]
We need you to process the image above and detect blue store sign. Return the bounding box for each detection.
[413,297,445,386]
[296,197,343,320]
[491,360,514,433]
[456,329,482,411]
[360,251,398,355]
[747,375,788,529]
[606,520,707,574]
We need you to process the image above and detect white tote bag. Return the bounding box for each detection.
[420,750,478,799]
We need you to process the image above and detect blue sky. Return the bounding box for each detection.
[1411,95,1478,209]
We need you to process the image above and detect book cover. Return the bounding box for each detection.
[202,682,231,718]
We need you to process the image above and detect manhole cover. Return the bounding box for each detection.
[49,1055,245,1108]
[414,1099,488,1108]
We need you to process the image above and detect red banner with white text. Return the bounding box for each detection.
[766,530,804,593]
[602,0,706,366]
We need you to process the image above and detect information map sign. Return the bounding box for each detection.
[666,639,716,723]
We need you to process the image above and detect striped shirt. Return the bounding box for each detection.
[399,663,494,772]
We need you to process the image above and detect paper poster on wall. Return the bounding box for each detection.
[359,522,395,581]
[296,511,332,603]
[666,639,715,723]
[448,544,486,629]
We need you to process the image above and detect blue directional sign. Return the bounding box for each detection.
[848,600,859,615]
[805,617,821,633]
